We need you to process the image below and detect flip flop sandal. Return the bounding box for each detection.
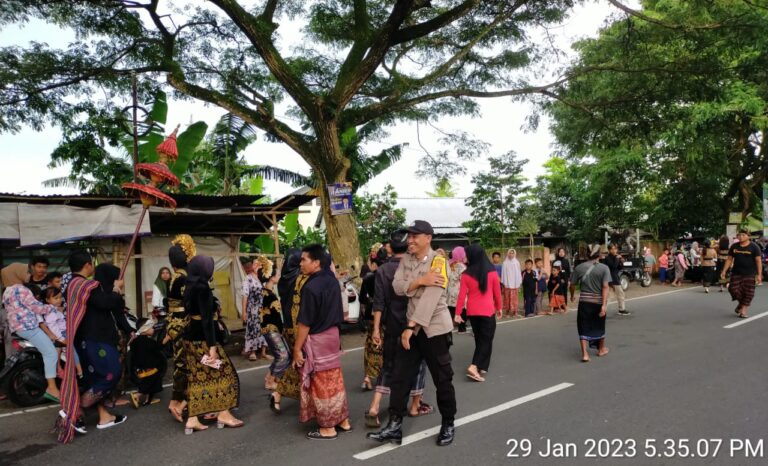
[97,414,127,430]
[336,424,353,433]
[466,372,485,382]
[738,314,748,319]
[43,392,60,403]
[307,430,338,440]
[365,411,381,428]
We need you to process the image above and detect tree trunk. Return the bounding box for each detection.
[319,178,361,276]
[313,121,361,276]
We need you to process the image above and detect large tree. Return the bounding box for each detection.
[463,150,527,248]
[0,0,576,269]
[545,0,768,238]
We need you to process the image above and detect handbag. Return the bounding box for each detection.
[216,318,231,345]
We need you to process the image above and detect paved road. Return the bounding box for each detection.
[1,284,766,466]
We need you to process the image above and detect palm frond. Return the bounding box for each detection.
[210,113,258,159]
[241,165,313,187]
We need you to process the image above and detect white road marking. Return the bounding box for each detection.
[723,310,768,329]
[353,382,574,461]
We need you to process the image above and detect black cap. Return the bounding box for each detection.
[405,220,434,235]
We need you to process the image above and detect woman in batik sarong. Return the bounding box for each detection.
[181,256,242,434]
[256,256,290,390]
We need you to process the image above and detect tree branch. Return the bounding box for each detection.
[330,0,416,111]
[166,70,313,158]
[390,0,479,45]
[208,0,319,120]
[607,0,744,30]
[348,78,570,125]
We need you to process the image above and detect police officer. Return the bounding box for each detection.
[367,220,456,446]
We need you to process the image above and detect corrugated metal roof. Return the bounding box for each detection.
[395,198,472,232]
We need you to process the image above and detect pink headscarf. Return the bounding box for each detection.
[450,246,466,265]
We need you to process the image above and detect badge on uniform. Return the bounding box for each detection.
[430,255,448,289]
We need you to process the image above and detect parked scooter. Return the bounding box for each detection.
[0,335,64,407]
[0,308,138,407]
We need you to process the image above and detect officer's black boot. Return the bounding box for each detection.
[366,415,403,444]
[436,420,455,446]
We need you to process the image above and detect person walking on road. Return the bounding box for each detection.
[293,244,352,440]
[569,245,612,363]
[604,244,629,316]
[716,235,730,292]
[672,250,688,287]
[500,249,521,318]
[366,230,432,428]
[181,256,242,434]
[447,246,467,333]
[701,241,718,293]
[242,258,268,361]
[453,244,502,382]
[721,229,763,318]
[367,220,457,447]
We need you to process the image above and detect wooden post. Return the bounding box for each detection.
[271,213,280,257]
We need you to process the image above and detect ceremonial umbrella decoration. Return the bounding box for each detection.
[118,127,181,279]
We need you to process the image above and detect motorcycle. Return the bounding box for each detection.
[0,335,65,407]
[0,309,138,407]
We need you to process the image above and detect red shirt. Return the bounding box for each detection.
[455,271,502,317]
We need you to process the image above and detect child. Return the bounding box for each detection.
[521,259,537,317]
[536,271,549,315]
[548,265,568,314]
[41,287,83,378]
[128,318,167,409]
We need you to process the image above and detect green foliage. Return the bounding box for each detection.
[0,0,581,265]
[354,185,406,256]
[544,0,768,239]
[463,151,528,248]
[426,178,458,198]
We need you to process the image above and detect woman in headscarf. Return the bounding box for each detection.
[500,249,522,318]
[447,246,467,333]
[2,263,61,401]
[76,263,132,427]
[151,267,171,311]
[181,256,242,434]
[454,245,502,382]
[270,248,308,413]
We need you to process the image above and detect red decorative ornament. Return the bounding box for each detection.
[136,162,180,187]
[122,182,177,209]
[156,125,179,163]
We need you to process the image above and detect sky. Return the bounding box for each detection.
[0,1,622,200]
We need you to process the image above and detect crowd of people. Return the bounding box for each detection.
[0,224,763,447]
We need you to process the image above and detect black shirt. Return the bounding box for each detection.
[298,271,343,334]
[373,257,409,332]
[522,270,537,297]
[548,275,567,296]
[557,256,571,280]
[28,277,49,291]
[729,242,762,276]
[603,254,623,285]
[76,286,131,346]
[359,271,376,320]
